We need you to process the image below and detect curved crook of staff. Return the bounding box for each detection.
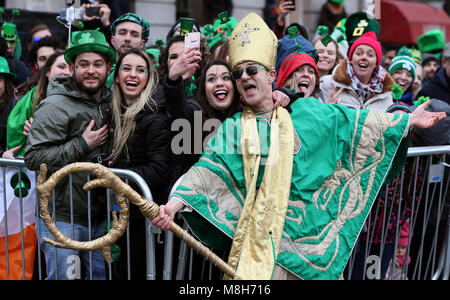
[36,162,236,279]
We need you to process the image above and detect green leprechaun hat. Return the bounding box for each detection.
[65,29,116,64]
[345,12,380,46]
[2,22,18,41]
[417,29,445,57]
[0,56,17,80]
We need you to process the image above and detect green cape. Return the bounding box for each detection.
[173,98,410,280]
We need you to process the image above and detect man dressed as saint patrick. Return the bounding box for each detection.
[152,13,446,280]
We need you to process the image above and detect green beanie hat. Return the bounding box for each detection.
[389,47,416,80]
[110,13,150,43]
[146,48,160,66]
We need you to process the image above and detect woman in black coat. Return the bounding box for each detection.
[108,47,171,280]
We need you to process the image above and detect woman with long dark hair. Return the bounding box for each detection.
[0,56,18,158]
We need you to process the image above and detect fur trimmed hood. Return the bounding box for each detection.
[332,59,394,94]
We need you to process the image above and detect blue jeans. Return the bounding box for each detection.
[37,218,106,280]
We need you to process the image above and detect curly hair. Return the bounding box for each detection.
[29,35,65,65]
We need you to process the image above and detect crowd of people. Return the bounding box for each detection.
[0,0,448,280]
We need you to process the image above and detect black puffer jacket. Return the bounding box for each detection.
[163,75,202,188]
[109,95,171,207]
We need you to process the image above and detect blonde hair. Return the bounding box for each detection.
[108,48,159,162]
[312,38,342,72]
[282,69,320,98]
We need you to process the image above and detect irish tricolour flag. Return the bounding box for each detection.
[0,167,37,280]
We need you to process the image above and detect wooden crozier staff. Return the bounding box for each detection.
[36,162,236,279]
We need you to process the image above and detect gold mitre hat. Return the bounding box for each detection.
[229,12,278,70]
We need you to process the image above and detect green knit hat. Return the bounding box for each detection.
[345,12,380,46]
[146,48,160,66]
[389,47,416,80]
[0,56,17,80]
[110,12,150,43]
[65,30,116,64]
[417,29,445,54]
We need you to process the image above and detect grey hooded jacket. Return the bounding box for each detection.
[24,76,111,225]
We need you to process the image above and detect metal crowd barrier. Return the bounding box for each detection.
[1,145,449,280]
[344,145,450,280]
[0,158,163,280]
[164,146,450,280]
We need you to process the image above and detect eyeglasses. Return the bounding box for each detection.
[231,65,266,80]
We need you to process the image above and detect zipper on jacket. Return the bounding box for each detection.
[98,105,104,125]
[124,143,131,162]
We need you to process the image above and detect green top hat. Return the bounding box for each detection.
[1,22,18,41]
[330,0,345,3]
[65,30,116,64]
[417,29,445,54]
[345,12,380,45]
[0,56,17,80]
[180,18,196,36]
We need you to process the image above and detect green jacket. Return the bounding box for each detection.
[7,85,38,157]
[24,76,112,225]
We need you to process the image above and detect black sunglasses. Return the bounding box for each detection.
[231,65,266,80]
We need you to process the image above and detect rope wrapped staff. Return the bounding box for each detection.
[36,162,236,279]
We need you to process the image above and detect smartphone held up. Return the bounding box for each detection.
[85,6,101,17]
[284,0,295,11]
[184,32,201,49]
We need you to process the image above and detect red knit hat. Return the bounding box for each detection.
[348,31,382,67]
[276,52,319,89]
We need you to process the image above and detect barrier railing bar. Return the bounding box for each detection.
[0,145,448,280]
